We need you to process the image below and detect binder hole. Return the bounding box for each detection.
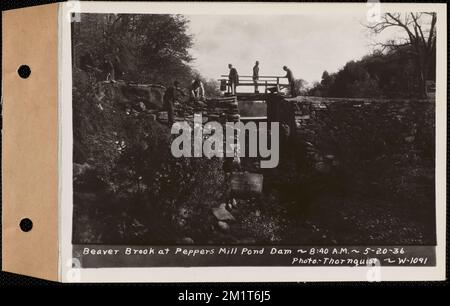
[18,65,31,79]
[19,218,33,232]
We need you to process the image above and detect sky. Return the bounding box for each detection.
[185,13,387,86]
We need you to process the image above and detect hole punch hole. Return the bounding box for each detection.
[19,218,33,232]
[17,65,31,79]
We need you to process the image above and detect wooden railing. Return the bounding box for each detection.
[219,75,289,94]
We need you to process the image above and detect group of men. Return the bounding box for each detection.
[227,62,296,97]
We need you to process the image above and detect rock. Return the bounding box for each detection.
[315,161,330,173]
[180,237,194,244]
[281,123,291,137]
[212,203,236,221]
[178,207,190,218]
[238,237,257,244]
[132,219,145,227]
[177,218,187,227]
[325,154,335,160]
[314,154,323,162]
[73,162,94,178]
[217,221,230,231]
[158,111,168,121]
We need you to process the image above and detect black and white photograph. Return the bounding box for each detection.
[62,2,445,279]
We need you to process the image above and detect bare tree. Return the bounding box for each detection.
[367,12,436,97]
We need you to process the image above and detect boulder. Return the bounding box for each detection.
[315,161,330,174]
[73,162,94,178]
[217,221,230,232]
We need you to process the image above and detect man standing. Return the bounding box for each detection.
[253,61,260,93]
[228,64,239,95]
[163,81,185,125]
[283,65,296,97]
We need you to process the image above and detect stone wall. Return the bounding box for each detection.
[267,95,435,202]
